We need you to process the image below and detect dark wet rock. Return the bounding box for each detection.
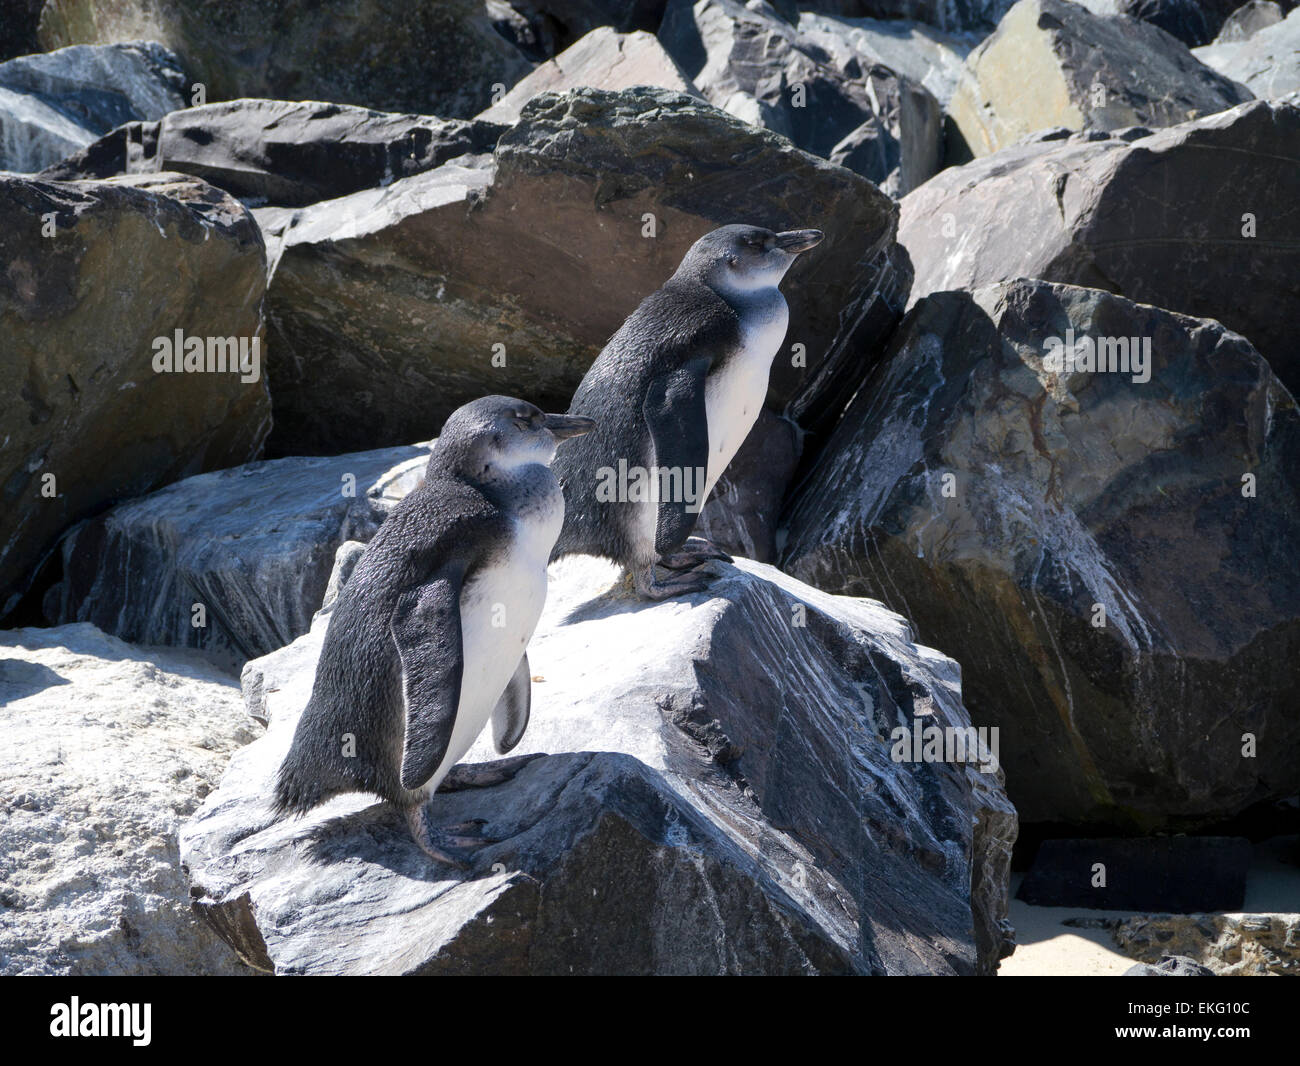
[781,278,1300,827]
[182,555,1016,975]
[899,98,1300,397]
[39,99,506,208]
[0,171,269,619]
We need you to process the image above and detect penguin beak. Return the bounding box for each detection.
[543,414,596,440]
[774,229,824,254]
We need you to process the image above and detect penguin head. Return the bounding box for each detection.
[679,224,824,299]
[435,396,595,482]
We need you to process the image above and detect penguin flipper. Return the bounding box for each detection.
[390,576,464,791]
[491,652,531,754]
[643,357,711,556]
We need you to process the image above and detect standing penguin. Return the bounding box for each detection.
[274,396,595,865]
[551,224,823,598]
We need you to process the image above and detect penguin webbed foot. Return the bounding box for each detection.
[634,562,714,600]
[405,804,499,869]
[657,536,733,571]
[436,752,543,792]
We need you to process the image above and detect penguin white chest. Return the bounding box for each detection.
[703,292,788,498]
[425,499,560,791]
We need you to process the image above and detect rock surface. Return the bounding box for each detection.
[182,555,1017,975]
[796,11,980,106]
[49,445,430,672]
[793,0,1017,33]
[1122,954,1216,975]
[1215,0,1284,39]
[781,278,1300,827]
[40,99,506,208]
[0,40,187,171]
[37,0,533,118]
[1114,912,1300,974]
[658,0,943,193]
[1195,7,1300,96]
[261,86,907,457]
[947,0,1252,158]
[898,99,1300,397]
[478,27,700,124]
[0,171,270,620]
[0,623,257,975]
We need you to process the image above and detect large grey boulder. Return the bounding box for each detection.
[0,40,187,171]
[48,445,430,673]
[898,99,1300,397]
[1215,0,1285,40]
[0,171,270,621]
[181,555,1016,975]
[781,278,1300,828]
[657,0,942,194]
[39,98,506,208]
[478,27,700,124]
[0,623,258,975]
[1195,7,1300,96]
[37,0,532,118]
[795,12,980,106]
[261,87,907,457]
[947,0,1252,158]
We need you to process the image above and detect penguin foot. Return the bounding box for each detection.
[405,804,499,869]
[634,562,714,600]
[436,752,544,792]
[657,536,733,571]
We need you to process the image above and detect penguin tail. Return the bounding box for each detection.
[271,754,328,819]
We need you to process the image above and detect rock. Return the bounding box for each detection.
[1215,0,1284,39]
[261,86,906,457]
[1123,955,1216,975]
[0,40,187,171]
[795,12,981,107]
[1115,913,1300,974]
[40,99,506,208]
[48,444,430,673]
[657,0,943,193]
[1195,7,1300,97]
[898,99,1300,397]
[182,555,1017,975]
[786,0,1016,34]
[947,0,1252,158]
[0,171,270,621]
[0,623,259,975]
[478,27,700,124]
[0,0,43,61]
[497,0,672,58]
[780,279,1300,827]
[37,0,533,118]
[1077,0,1220,47]
[1018,838,1252,911]
[694,409,801,562]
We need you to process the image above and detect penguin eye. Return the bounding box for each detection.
[727,255,738,267]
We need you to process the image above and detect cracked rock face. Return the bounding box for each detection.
[947,0,1252,158]
[0,624,258,975]
[781,278,1300,828]
[259,86,906,457]
[0,171,270,620]
[898,99,1300,398]
[181,556,1016,975]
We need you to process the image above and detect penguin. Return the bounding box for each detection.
[551,224,823,598]
[273,396,595,866]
